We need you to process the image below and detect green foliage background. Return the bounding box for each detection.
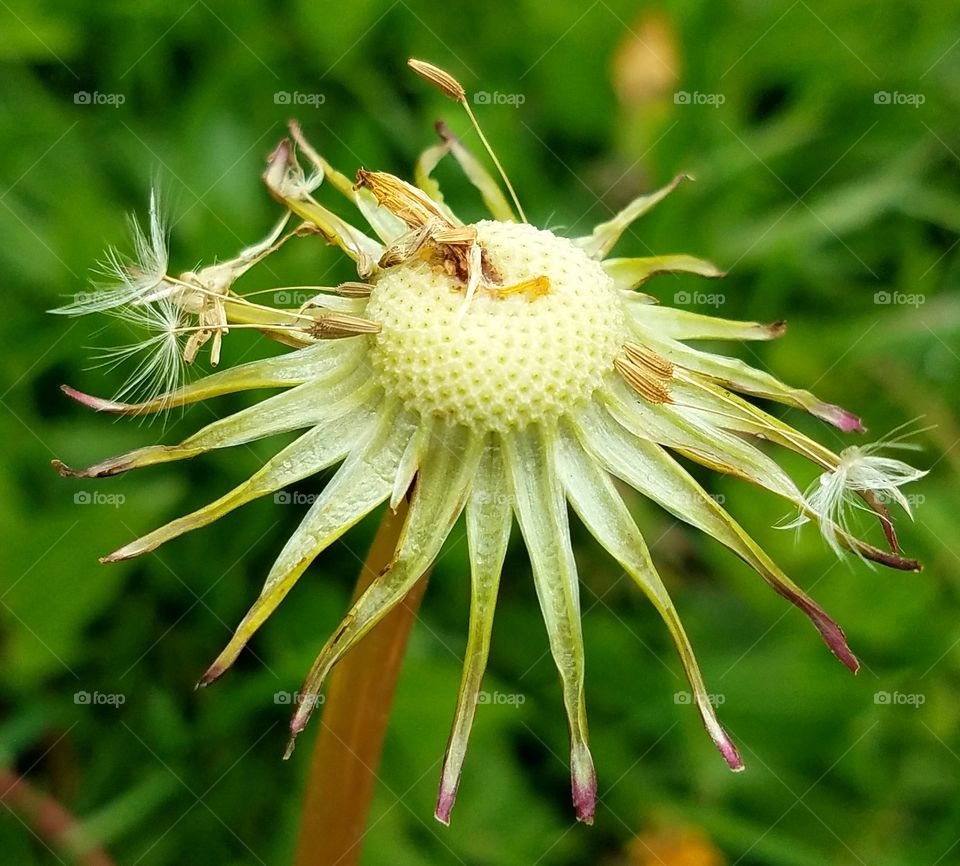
[1,1,958,864]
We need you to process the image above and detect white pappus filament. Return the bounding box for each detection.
[784,429,929,558]
[91,296,189,407]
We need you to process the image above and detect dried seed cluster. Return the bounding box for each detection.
[366,220,627,431]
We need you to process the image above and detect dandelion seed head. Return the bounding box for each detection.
[366,220,627,431]
[53,57,929,826]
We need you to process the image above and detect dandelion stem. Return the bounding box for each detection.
[293,501,429,866]
[0,768,117,866]
[161,276,318,323]
[236,285,347,299]
[167,322,307,336]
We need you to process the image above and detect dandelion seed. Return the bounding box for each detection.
[53,189,173,315]
[335,281,375,297]
[783,425,929,558]
[408,57,527,223]
[91,297,189,406]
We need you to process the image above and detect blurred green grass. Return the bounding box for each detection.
[1,1,958,864]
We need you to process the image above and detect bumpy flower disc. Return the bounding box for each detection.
[367,221,627,431]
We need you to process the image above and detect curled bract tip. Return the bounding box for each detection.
[61,384,128,413]
[693,694,743,770]
[51,459,77,478]
[571,746,597,824]
[716,728,745,772]
[817,403,865,433]
[434,790,455,826]
[197,662,226,689]
[772,582,859,672]
[768,319,788,337]
[818,616,860,674]
[572,780,597,825]
[62,382,174,417]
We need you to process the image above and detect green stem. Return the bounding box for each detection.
[0,768,116,866]
[293,501,428,866]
